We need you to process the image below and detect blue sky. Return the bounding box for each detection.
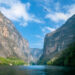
[0,0,75,48]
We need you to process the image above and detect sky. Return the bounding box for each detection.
[0,0,75,49]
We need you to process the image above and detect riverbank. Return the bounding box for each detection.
[0,57,28,65]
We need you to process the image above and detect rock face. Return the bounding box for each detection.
[30,48,43,63]
[0,12,30,62]
[40,14,75,63]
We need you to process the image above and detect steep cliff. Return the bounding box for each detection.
[39,14,75,64]
[0,12,30,62]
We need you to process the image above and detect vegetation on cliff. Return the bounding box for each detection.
[47,42,75,66]
[0,57,28,65]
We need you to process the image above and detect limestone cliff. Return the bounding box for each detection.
[39,14,75,64]
[0,12,30,62]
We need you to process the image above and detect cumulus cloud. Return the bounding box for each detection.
[46,12,68,22]
[0,0,44,27]
[45,4,75,22]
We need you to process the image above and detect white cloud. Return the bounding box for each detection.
[45,26,56,32]
[45,4,75,22]
[0,0,44,27]
[0,3,30,21]
[35,35,44,40]
[41,26,56,36]
[20,22,28,27]
[42,26,56,32]
[0,0,16,6]
[46,12,68,22]
[67,4,75,15]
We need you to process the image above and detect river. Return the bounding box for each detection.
[0,65,75,75]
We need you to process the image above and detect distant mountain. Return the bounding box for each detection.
[30,48,43,63]
[0,12,30,62]
[38,14,75,64]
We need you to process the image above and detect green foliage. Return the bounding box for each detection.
[0,57,28,65]
[47,42,75,66]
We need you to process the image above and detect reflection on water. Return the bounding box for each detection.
[0,65,75,75]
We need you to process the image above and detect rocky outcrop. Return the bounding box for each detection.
[39,14,75,64]
[0,12,30,62]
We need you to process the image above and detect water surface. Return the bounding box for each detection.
[0,65,75,75]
